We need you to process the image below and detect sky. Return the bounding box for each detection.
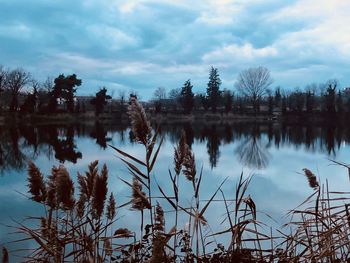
[1,0,350,99]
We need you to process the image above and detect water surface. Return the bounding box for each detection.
[1,121,350,259]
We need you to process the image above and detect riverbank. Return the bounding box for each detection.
[0,111,348,126]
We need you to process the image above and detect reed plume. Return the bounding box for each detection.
[27,161,46,203]
[76,194,86,218]
[56,165,75,210]
[114,228,133,238]
[150,203,168,263]
[46,166,58,209]
[127,97,151,146]
[92,164,108,218]
[106,193,116,220]
[85,160,99,199]
[183,148,196,182]
[154,202,165,233]
[302,168,319,190]
[131,176,151,210]
[174,131,188,175]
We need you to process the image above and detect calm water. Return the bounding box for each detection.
[1,121,350,258]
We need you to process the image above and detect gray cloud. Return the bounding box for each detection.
[1,0,350,98]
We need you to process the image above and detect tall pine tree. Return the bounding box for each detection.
[206,66,221,112]
[180,79,194,114]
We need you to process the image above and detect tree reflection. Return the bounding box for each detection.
[206,125,221,169]
[90,121,111,149]
[0,127,26,174]
[0,121,350,174]
[51,126,82,163]
[235,126,271,169]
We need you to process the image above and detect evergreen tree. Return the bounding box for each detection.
[49,74,82,113]
[206,66,221,112]
[199,93,209,110]
[180,79,194,114]
[90,87,112,115]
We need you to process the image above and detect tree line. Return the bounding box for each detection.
[0,65,114,115]
[152,66,350,116]
[1,64,350,116]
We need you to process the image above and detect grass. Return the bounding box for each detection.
[2,97,350,262]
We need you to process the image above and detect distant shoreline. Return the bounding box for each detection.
[0,111,348,126]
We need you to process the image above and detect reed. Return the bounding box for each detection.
[6,97,350,262]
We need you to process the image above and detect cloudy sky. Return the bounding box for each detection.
[1,0,350,99]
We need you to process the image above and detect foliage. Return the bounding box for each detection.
[90,87,112,115]
[206,66,221,112]
[180,79,194,114]
[48,74,82,113]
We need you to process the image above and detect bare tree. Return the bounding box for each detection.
[153,87,166,100]
[42,76,54,93]
[7,68,31,111]
[153,87,166,113]
[168,88,181,111]
[235,66,273,114]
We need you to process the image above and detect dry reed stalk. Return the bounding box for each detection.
[56,165,75,210]
[127,97,151,146]
[302,168,319,190]
[46,166,58,209]
[92,164,108,218]
[2,247,9,263]
[27,161,46,203]
[106,193,116,221]
[174,131,187,175]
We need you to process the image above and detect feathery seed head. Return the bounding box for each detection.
[27,161,47,203]
[303,168,319,190]
[56,165,75,210]
[127,98,151,146]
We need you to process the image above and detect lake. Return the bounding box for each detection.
[1,120,350,260]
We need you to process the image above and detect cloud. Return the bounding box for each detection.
[0,0,350,98]
[202,43,278,64]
